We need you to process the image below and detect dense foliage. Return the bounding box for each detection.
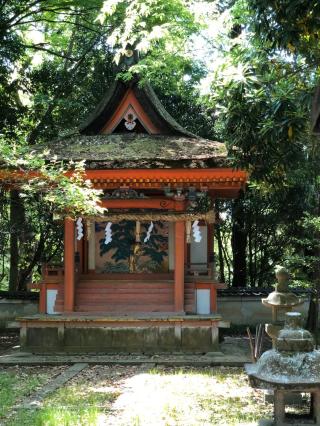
[0,0,203,290]
[0,0,319,312]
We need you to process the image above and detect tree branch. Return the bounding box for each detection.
[13,17,105,35]
[19,43,77,60]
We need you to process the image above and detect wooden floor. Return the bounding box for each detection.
[54,279,195,313]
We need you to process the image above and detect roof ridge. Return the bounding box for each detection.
[78,76,198,137]
[140,81,196,138]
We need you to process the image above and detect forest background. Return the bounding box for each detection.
[0,0,319,318]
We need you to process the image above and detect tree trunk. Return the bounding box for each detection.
[231,193,247,287]
[18,232,46,291]
[9,189,24,291]
[216,224,225,283]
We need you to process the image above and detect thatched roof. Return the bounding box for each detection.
[43,133,228,169]
[42,75,231,169]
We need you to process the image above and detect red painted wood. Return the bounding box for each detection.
[53,279,196,314]
[80,273,174,281]
[83,169,247,193]
[1,169,248,194]
[39,283,46,314]
[174,222,185,312]
[100,198,181,210]
[101,89,161,134]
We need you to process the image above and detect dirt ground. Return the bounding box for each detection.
[0,330,274,425]
[0,364,273,426]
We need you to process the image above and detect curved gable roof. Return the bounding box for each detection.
[79,77,195,137]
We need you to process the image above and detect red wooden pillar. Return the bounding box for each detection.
[64,217,75,312]
[174,221,185,312]
[39,282,47,314]
[174,196,185,313]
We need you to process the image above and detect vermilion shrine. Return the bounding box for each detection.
[17,74,247,353]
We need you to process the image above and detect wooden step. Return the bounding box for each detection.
[75,304,175,312]
[76,297,173,304]
[75,297,173,305]
[77,282,174,289]
[75,288,174,295]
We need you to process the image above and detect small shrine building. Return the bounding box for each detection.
[18,74,247,353]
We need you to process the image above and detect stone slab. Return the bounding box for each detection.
[17,363,88,409]
[0,351,250,366]
[18,313,222,322]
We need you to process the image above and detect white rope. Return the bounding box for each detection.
[87,210,215,224]
[192,220,202,243]
[144,222,154,243]
[76,217,84,240]
[104,222,113,245]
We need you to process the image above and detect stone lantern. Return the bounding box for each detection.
[262,266,303,345]
[246,312,320,426]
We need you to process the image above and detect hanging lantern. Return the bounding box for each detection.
[192,220,202,243]
[144,222,154,243]
[76,218,84,241]
[104,222,112,245]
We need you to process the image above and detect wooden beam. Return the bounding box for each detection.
[100,197,180,210]
[84,168,248,182]
[0,169,248,197]
[174,196,185,313]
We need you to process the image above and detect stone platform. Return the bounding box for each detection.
[18,313,228,354]
[0,336,250,365]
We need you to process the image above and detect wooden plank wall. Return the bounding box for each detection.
[54,279,195,314]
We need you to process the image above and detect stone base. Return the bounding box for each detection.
[0,299,38,329]
[258,420,274,426]
[19,314,223,354]
[264,390,304,405]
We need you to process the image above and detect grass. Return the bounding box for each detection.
[6,378,120,426]
[7,407,101,426]
[0,367,51,419]
[47,382,119,408]
[1,365,273,426]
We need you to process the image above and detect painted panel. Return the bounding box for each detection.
[95,221,169,273]
[196,289,210,314]
[46,289,58,314]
